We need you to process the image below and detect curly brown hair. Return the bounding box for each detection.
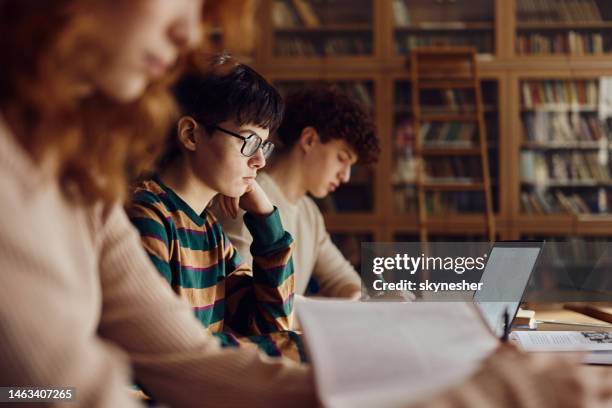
[276,85,380,164]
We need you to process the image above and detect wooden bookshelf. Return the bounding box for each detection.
[515,0,612,56]
[392,0,496,56]
[392,76,501,226]
[251,0,612,257]
[515,75,612,228]
[269,0,374,60]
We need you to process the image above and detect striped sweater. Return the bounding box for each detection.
[127,177,304,361]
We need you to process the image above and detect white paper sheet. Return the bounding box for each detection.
[296,300,498,408]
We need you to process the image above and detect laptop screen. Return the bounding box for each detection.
[474,242,543,336]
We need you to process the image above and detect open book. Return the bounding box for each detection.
[295,299,498,408]
[510,331,612,364]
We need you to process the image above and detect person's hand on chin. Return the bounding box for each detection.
[217,180,274,219]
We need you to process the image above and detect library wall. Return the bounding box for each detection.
[250,0,612,268]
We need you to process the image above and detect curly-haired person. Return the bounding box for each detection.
[214,85,379,300]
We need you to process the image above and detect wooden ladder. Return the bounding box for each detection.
[409,47,495,242]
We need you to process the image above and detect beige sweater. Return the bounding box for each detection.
[214,172,361,297]
[0,116,561,408]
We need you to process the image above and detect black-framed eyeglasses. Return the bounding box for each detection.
[213,125,274,159]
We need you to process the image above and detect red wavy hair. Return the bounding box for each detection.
[0,0,256,205]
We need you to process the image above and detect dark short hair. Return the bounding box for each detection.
[276,85,379,164]
[158,54,284,167]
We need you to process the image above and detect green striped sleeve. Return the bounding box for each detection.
[227,207,296,334]
[127,202,172,283]
[243,207,293,256]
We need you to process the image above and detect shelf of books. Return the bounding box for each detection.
[269,0,374,60]
[254,0,612,246]
[392,0,495,58]
[273,78,378,220]
[391,76,501,233]
[516,0,612,56]
[516,75,612,235]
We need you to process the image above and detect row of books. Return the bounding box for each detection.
[395,119,497,151]
[397,119,497,144]
[517,0,603,23]
[396,87,472,107]
[392,188,490,215]
[521,189,608,214]
[425,157,482,182]
[425,89,476,112]
[275,36,372,57]
[521,80,599,107]
[392,0,494,28]
[425,191,487,214]
[395,83,498,110]
[392,152,499,186]
[521,150,611,183]
[275,81,373,111]
[420,122,476,146]
[273,0,371,28]
[394,34,494,55]
[392,155,498,186]
[523,112,607,143]
[516,32,606,55]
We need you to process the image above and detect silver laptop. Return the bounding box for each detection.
[474,241,544,336]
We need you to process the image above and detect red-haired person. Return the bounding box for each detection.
[0,1,610,408]
[0,1,313,406]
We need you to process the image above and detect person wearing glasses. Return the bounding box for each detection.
[214,85,381,301]
[126,55,305,362]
